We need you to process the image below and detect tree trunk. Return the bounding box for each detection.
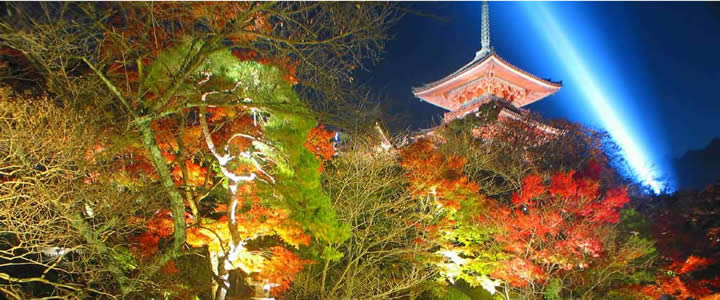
[138,122,187,249]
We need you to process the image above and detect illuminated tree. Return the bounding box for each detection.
[1,2,398,298]
[476,171,639,297]
[0,88,144,298]
[398,138,507,297]
[290,138,437,300]
[400,110,658,299]
[438,102,624,197]
[114,53,349,298]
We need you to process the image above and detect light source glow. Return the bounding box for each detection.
[526,3,665,193]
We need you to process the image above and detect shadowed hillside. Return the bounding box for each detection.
[673,138,720,190]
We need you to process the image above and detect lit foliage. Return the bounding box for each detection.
[471,113,557,148]
[128,165,317,294]
[399,139,479,211]
[0,2,396,298]
[99,2,302,104]
[112,44,344,295]
[304,125,336,172]
[399,139,503,289]
[257,246,313,295]
[400,134,639,296]
[480,170,630,288]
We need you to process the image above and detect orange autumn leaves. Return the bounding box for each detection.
[399,139,478,211]
[112,107,262,187]
[129,198,312,293]
[184,197,311,253]
[124,121,336,293]
[304,125,336,172]
[129,209,178,259]
[258,246,313,295]
[170,160,207,186]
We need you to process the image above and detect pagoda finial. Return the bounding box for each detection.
[475,1,491,59]
[481,1,490,51]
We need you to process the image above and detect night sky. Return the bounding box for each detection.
[360,2,720,191]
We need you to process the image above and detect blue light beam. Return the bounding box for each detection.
[527,3,664,193]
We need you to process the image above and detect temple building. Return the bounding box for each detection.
[412,2,562,127]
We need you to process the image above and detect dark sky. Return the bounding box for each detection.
[360,2,720,190]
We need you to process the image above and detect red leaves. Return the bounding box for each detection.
[558,228,603,258]
[130,209,175,259]
[256,246,313,295]
[511,174,544,206]
[399,139,479,211]
[486,172,630,287]
[491,257,546,287]
[678,256,714,275]
[305,125,336,171]
[586,187,629,223]
[548,171,578,199]
[657,275,716,299]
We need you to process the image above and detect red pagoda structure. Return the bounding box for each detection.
[412,2,561,124]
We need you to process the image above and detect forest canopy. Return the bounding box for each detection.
[0,2,718,300]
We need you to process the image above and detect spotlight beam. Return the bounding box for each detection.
[527,3,664,193]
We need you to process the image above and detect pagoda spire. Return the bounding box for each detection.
[481,1,490,51]
[475,1,491,59]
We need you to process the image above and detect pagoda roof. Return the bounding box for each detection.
[413,52,562,111]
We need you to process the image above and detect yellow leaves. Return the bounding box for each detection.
[230,250,266,274]
[170,159,207,186]
[185,205,310,251]
[276,222,312,248]
[184,205,312,281]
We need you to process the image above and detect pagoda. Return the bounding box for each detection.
[412,2,561,124]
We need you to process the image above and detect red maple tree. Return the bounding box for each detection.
[478,169,630,288]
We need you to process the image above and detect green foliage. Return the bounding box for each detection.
[197,47,350,243]
[449,224,507,281]
[623,270,655,285]
[605,209,657,286]
[110,247,138,273]
[319,246,344,262]
[144,38,206,96]
[258,84,349,243]
[543,278,562,300]
[431,285,472,300]
[619,208,653,237]
[565,209,657,297]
